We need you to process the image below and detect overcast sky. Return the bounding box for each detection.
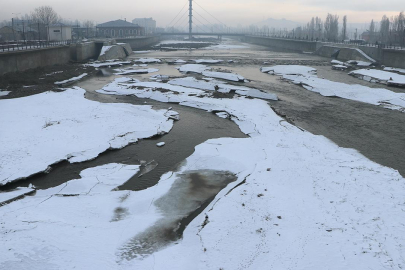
[2,0,404,26]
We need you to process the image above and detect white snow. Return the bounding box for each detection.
[202,71,245,82]
[332,64,348,70]
[193,59,223,64]
[0,187,35,205]
[3,73,405,269]
[384,67,405,75]
[95,79,405,270]
[206,44,249,50]
[347,60,373,67]
[135,58,161,64]
[177,64,210,74]
[0,90,11,96]
[54,73,88,85]
[156,142,165,147]
[84,61,132,68]
[261,65,317,76]
[331,60,344,65]
[0,88,173,185]
[99,46,113,56]
[284,74,405,111]
[349,69,405,87]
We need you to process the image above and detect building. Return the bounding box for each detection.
[47,24,72,41]
[97,19,145,38]
[0,24,39,42]
[132,18,156,35]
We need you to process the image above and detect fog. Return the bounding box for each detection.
[1,0,403,27]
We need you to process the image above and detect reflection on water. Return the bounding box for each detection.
[118,170,237,261]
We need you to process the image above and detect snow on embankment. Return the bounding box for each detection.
[0,88,174,185]
[262,65,405,112]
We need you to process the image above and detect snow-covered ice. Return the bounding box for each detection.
[95,81,405,269]
[193,59,223,64]
[2,72,405,269]
[84,61,132,68]
[0,90,11,96]
[206,44,249,50]
[263,65,405,112]
[332,64,348,70]
[135,58,161,64]
[384,67,405,75]
[202,71,245,82]
[54,73,88,85]
[331,60,344,65]
[0,187,35,205]
[349,69,405,87]
[0,88,173,185]
[347,60,373,67]
[261,65,317,76]
[177,64,210,74]
[99,46,113,56]
[156,142,165,147]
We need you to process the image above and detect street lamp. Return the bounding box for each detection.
[11,13,21,43]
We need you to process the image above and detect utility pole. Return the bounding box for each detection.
[189,0,193,40]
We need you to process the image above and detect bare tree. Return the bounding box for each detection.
[380,15,390,43]
[82,20,95,38]
[342,15,347,40]
[31,6,60,26]
[325,13,339,41]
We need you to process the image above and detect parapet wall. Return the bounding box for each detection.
[244,36,320,52]
[115,36,161,50]
[0,46,71,76]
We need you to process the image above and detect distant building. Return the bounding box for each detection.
[97,19,145,38]
[0,25,39,41]
[47,24,72,41]
[132,18,156,35]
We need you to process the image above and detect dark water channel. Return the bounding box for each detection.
[1,81,246,191]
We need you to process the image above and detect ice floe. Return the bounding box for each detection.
[84,61,132,68]
[54,73,88,85]
[0,187,35,206]
[3,72,405,269]
[135,58,161,64]
[177,64,210,74]
[93,78,405,270]
[0,90,11,97]
[349,69,405,87]
[383,67,405,75]
[202,71,245,82]
[347,60,373,67]
[261,65,317,76]
[0,88,173,185]
[193,59,223,64]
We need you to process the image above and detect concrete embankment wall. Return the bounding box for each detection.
[0,46,71,75]
[316,45,405,68]
[115,36,161,50]
[243,36,320,52]
[71,42,103,62]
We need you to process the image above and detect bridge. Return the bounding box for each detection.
[166,0,243,39]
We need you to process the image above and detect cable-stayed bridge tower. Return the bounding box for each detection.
[188,0,193,39]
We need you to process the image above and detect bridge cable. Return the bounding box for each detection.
[193,9,220,32]
[192,12,213,33]
[193,0,227,28]
[167,2,188,28]
[171,8,189,30]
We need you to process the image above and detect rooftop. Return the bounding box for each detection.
[97,19,141,28]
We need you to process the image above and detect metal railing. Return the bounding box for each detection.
[0,40,72,53]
